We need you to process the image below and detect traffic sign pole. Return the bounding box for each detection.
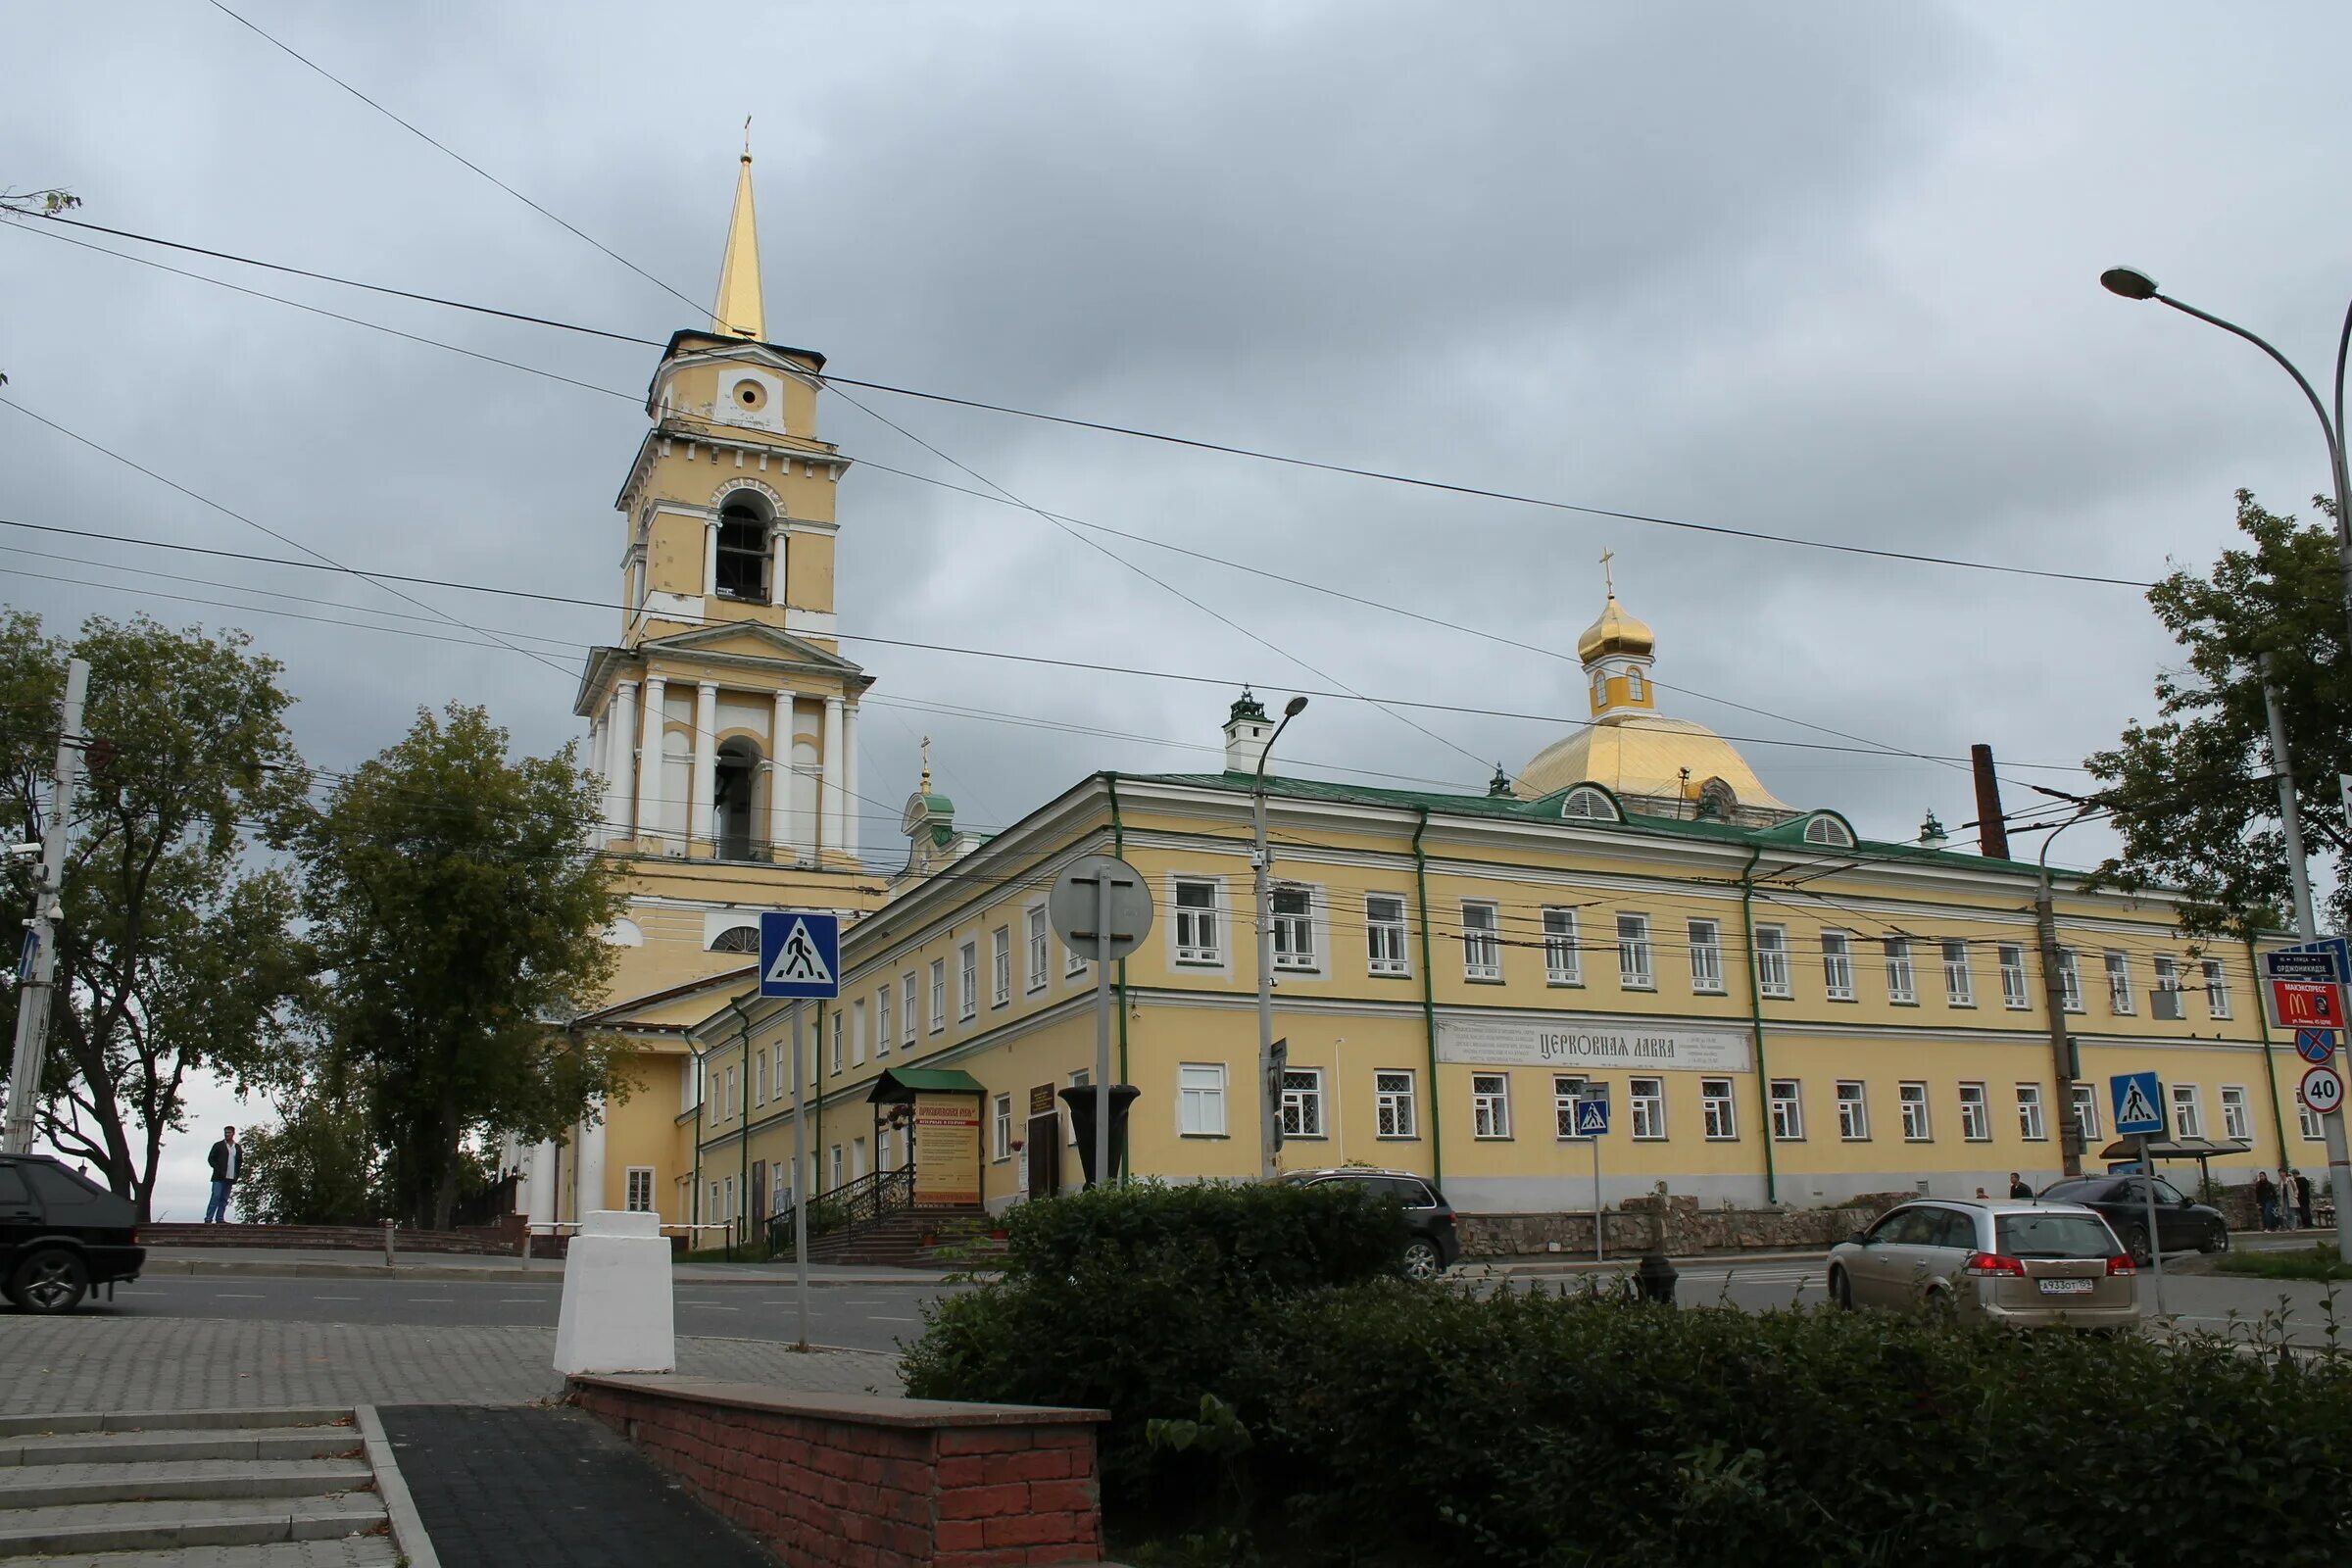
[2264,939,2352,1265]
[2137,1133,2167,1318]
[791,1000,809,1351]
[1590,1120,1603,1265]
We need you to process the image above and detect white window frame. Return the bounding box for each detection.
[1367,894,1411,977]
[1629,1076,1666,1141]
[2105,951,2134,1016]
[2071,1082,2100,1144]
[754,1049,767,1108]
[1822,931,1855,1001]
[2016,1083,2046,1142]
[1754,924,1791,999]
[1066,927,1088,978]
[1172,877,1223,966]
[2202,957,2232,1019]
[1543,906,1582,986]
[1998,944,2030,1010]
[1617,912,1654,990]
[903,973,919,1046]
[1375,1070,1418,1139]
[2170,1083,2204,1140]
[1883,938,1916,1004]
[1026,904,1050,993]
[1271,883,1318,972]
[1700,1077,1737,1141]
[1958,1082,1991,1143]
[2058,949,2083,1013]
[828,1145,843,1190]
[2220,1085,2251,1144]
[1836,1080,1869,1142]
[2151,955,2180,1017]
[1066,1069,1089,1146]
[1689,918,1724,995]
[929,959,947,1034]
[829,1011,843,1074]
[625,1167,655,1212]
[958,941,978,1021]
[991,926,1010,1007]
[1942,940,1974,1007]
[1461,900,1501,981]
[1899,1081,1931,1143]
[1553,1075,1591,1141]
[875,985,892,1059]
[2301,1100,2327,1142]
[724,1065,738,1120]
[850,1003,866,1067]
[1280,1066,1326,1139]
[992,1093,1012,1162]
[1178,1062,1227,1137]
[1471,1072,1512,1140]
[1769,1078,1803,1141]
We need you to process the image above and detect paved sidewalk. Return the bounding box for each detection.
[139,1247,958,1286]
[0,1320,902,1418]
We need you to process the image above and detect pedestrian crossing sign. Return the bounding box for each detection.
[758,910,840,1000]
[1575,1096,1610,1137]
[2110,1070,2165,1138]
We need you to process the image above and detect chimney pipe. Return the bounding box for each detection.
[1971,744,2010,859]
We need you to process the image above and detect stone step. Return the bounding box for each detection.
[0,1430,361,1470]
[0,1494,384,1558]
[0,1413,349,1441]
[0,1460,373,1510]
[8,1541,400,1567]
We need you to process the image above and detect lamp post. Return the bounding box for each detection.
[2098,267,2352,644]
[1254,695,1307,1181]
[2034,810,2095,1180]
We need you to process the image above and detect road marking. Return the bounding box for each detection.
[498,1298,540,1303]
[409,1298,453,1303]
[871,1314,918,1323]
[112,1290,162,1296]
[684,1304,739,1312]
[313,1296,361,1301]
[215,1293,264,1298]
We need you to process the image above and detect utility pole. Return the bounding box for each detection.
[4,658,88,1157]
[2034,809,2091,1179]
[1252,696,1306,1181]
[2259,655,2351,1264]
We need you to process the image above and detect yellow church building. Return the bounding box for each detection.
[520,152,2317,1246]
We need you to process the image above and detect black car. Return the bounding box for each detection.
[2039,1173,2228,1264]
[0,1153,144,1313]
[1275,1168,1461,1280]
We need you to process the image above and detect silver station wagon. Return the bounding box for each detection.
[1826,1199,2139,1330]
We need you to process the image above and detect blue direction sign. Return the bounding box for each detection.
[758,910,840,1000]
[2266,937,2350,985]
[2110,1071,2165,1138]
[2297,1029,2340,1065]
[1575,1093,1610,1138]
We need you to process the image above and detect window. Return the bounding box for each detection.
[1689,919,1724,994]
[1998,945,2030,1009]
[992,1094,1012,1161]
[1367,895,1410,976]
[2202,957,2231,1019]
[2221,1086,2251,1143]
[829,1012,843,1074]
[1018,905,1046,993]
[929,959,946,1033]
[1770,1079,1803,1141]
[2170,1083,2204,1139]
[2058,950,2082,1013]
[2105,952,2134,1015]
[724,1066,737,1120]
[722,1177,735,1225]
[1754,925,1791,999]
[2301,1100,2327,1142]
[625,1167,655,1212]
[1822,932,1854,1001]
[2071,1082,2099,1144]
[1884,939,1915,1004]
[1178,1063,1227,1136]
[1553,1075,1591,1139]
[1836,1081,1869,1141]
[958,941,978,1020]
[2017,1083,2047,1142]
[1281,1068,1325,1138]
[903,974,919,1046]
[1174,879,1220,964]
[1472,1073,1512,1139]
[1561,785,1621,821]
[1272,886,1316,970]
[991,926,1010,1006]
[1629,1077,1665,1140]
[1942,940,1973,1006]
[1375,1071,1418,1138]
[1066,928,1087,977]
[1701,1077,1737,1141]
[1066,1070,1089,1146]
[1461,901,1501,980]
[1899,1082,1931,1142]
[713,495,771,601]
[1627,668,1645,702]
[2150,956,2181,1019]
[1802,813,1854,847]
[1959,1082,1990,1142]
[1543,906,1582,985]
[709,924,760,954]
[1617,913,1653,989]
[875,985,892,1058]
[828,1145,843,1189]
[754,1050,766,1107]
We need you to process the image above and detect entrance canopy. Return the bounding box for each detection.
[866,1067,985,1105]
[2094,1136,2253,1161]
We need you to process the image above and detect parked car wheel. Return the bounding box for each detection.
[9,1247,88,1314]
[2199,1224,2229,1255]
[2122,1222,2152,1267]
[1922,1285,1957,1323]
[1400,1239,1444,1281]
[1829,1267,1852,1310]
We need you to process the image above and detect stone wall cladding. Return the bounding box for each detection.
[1459,1193,1914,1258]
[570,1375,1106,1567]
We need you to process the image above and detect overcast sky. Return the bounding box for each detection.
[8,2,2348,1214]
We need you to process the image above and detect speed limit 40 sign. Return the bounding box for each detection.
[2301,1066,2346,1117]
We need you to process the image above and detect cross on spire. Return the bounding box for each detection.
[1599,548,1616,597]
[919,735,932,794]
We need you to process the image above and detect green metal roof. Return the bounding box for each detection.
[867,1067,986,1102]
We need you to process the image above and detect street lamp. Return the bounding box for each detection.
[1254,695,1307,1181]
[2098,266,2352,643]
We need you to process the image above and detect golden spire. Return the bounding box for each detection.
[711,129,764,341]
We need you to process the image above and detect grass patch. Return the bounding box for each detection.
[2214,1244,2352,1282]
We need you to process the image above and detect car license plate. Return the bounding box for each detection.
[2037,1278,2093,1296]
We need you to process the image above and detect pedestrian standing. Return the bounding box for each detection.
[2279,1168,2300,1231]
[2008,1172,2034,1200]
[2254,1170,2278,1231]
[2292,1168,2315,1230]
[204,1125,242,1224]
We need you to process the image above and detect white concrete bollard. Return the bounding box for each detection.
[553,1209,675,1376]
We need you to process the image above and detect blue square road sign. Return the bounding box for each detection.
[1575,1095,1610,1137]
[2110,1070,2165,1138]
[758,910,841,1000]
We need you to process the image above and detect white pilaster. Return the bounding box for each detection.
[635,675,666,849]
[769,689,795,858]
[691,681,718,848]
[841,701,860,861]
[703,517,720,598]
[821,695,845,857]
[606,681,639,845]
[577,1107,609,1221]
[769,525,788,608]
[526,1138,559,1226]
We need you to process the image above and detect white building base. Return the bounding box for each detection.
[553,1209,675,1376]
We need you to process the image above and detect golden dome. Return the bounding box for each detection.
[1576,593,1655,663]
[1515,712,1788,811]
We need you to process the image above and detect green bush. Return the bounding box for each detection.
[2213,1243,2352,1282]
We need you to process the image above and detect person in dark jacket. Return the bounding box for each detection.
[2007,1172,2034,1200]
[204,1126,241,1224]
[2254,1170,2278,1231]
[2290,1168,2316,1230]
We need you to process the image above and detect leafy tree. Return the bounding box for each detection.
[2086,491,2350,937]
[233,1091,380,1226]
[286,703,626,1229]
[0,613,310,1216]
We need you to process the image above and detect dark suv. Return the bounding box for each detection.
[1275,1168,1461,1280]
[0,1153,144,1313]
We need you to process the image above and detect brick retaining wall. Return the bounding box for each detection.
[1459,1192,1916,1258]
[569,1373,1107,1567]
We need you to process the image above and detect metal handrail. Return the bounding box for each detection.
[769,1167,913,1254]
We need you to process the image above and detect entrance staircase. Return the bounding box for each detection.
[806,1206,998,1267]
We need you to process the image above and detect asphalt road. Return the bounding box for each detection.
[36,1274,956,1353]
